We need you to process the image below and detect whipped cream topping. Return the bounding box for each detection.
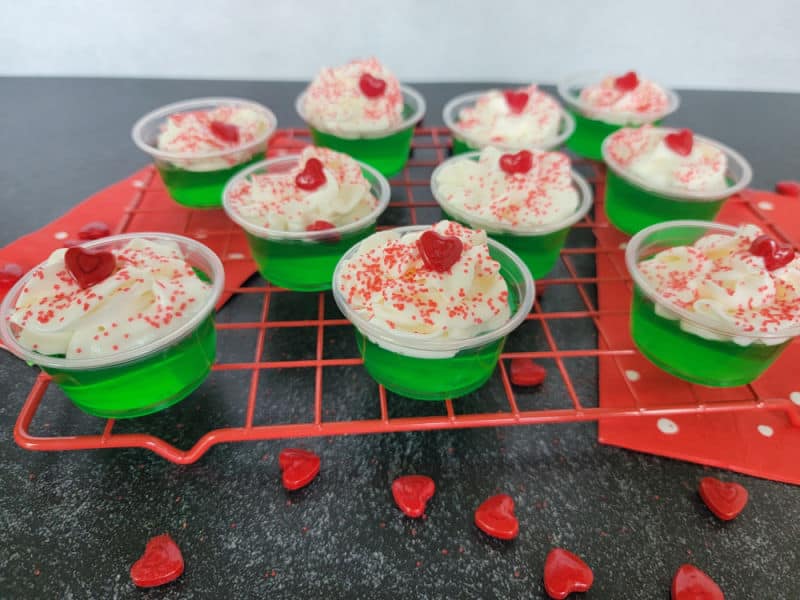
[578,73,671,125]
[302,58,404,136]
[606,126,728,194]
[434,147,579,231]
[454,86,563,148]
[8,239,213,359]
[156,104,272,171]
[638,225,800,345]
[337,221,511,342]
[226,147,379,232]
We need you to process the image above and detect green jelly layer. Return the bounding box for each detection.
[156,154,263,208]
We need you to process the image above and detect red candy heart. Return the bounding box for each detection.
[664,129,694,156]
[614,70,639,92]
[64,247,116,289]
[359,73,387,98]
[130,534,184,588]
[416,230,463,273]
[306,220,340,243]
[749,234,796,271]
[209,120,240,143]
[279,448,321,491]
[0,263,24,295]
[543,548,594,600]
[698,476,748,521]
[671,564,724,600]
[510,358,546,386]
[474,494,518,540]
[499,150,533,175]
[775,180,800,197]
[503,90,529,114]
[78,221,111,240]
[295,158,327,191]
[392,475,435,518]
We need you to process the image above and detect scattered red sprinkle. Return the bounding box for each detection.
[614,71,639,92]
[499,150,533,175]
[359,73,387,98]
[416,230,463,273]
[664,129,694,157]
[503,90,529,114]
[295,158,327,191]
[510,358,546,386]
[209,120,240,143]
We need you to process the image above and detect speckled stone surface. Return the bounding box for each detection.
[1,79,800,599]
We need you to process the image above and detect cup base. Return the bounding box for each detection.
[308,126,414,177]
[156,154,264,208]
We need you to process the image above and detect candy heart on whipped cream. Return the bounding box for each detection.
[226,147,379,233]
[578,71,671,125]
[336,221,511,340]
[8,239,213,359]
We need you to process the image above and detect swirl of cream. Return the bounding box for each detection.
[8,239,212,359]
[579,75,670,125]
[337,221,510,340]
[434,146,579,231]
[227,147,378,232]
[302,58,404,136]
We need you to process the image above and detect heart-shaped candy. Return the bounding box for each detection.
[664,129,694,156]
[499,150,533,175]
[698,476,748,521]
[614,71,639,92]
[503,90,529,114]
[295,158,327,192]
[359,73,387,98]
[775,180,800,197]
[306,219,340,243]
[279,448,321,491]
[474,494,518,540]
[64,247,116,289]
[0,263,24,294]
[209,120,240,144]
[392,475,435,518]
[78,221,111,240]
[543,548,594,600]
[130,534,184,588]
[416,230,463,273]
[510,358,546,386]
[749,234,795,271]
[671,564,724,600]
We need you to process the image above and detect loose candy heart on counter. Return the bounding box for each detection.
[510,358,546,386]
[671,564,724,600]
[474,494,518,540]
[543,548,594,599]
[279,448,321,491]
[130,534,184,588]
[392,475,435,518]
[698,476,748,521]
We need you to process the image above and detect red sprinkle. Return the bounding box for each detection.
[503,90,529,114]
[499,150,533,175]
[416,230,463,273]
[359,73,387,98]
[295,158,327,191]
[664,129,694,156]
[209,120,240,143]
[614,71,639,92]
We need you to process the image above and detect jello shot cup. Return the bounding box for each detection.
[626,220,798,387]
[132,97,277,208]
[223,155,391,292]
[332,226,535,401]
[602,129,752,236]
[0,233,224,418]
[443,91,575,155]
[557,71,679,160]
[295,85,425,177]
[431,152,593,279]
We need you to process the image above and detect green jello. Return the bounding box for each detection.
[564,110,622,160]
[43,315,217,418]
[156,154,264,208]
[630,287,787,387]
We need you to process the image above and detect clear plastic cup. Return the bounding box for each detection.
[442,90,575,155]
[602,128,752,235]
[295,85,426,177]
[332,225,535,400]
[0,233,224,418]
[626,220,798,386]
[557,71,680,160]
[430,152,593,279]
[222,155,391,292]
[132,97,277,208]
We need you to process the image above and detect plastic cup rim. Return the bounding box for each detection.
[0,232,225,370]
[601,126,753,202]
[222,154,391,241]
[430,150,594,236]
[295,84,426,139]
[441,89,576,151]
[331,224,535,356]
[625,219,800,341]
[131,97,278,163]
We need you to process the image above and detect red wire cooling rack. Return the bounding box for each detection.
[12,127,799,464]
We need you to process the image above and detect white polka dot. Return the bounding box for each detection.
[657,418,679,435]
[625,369,640,382]
[132,180,146,189]
[53,231,68,240]
[790,391,800,406]
[757,425,774,438]
[227,252,246,260]
[193,230,208,240]
[618,242,628,250]
[757,201,774,211]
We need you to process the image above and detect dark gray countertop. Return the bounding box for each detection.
[1,78,799,599]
